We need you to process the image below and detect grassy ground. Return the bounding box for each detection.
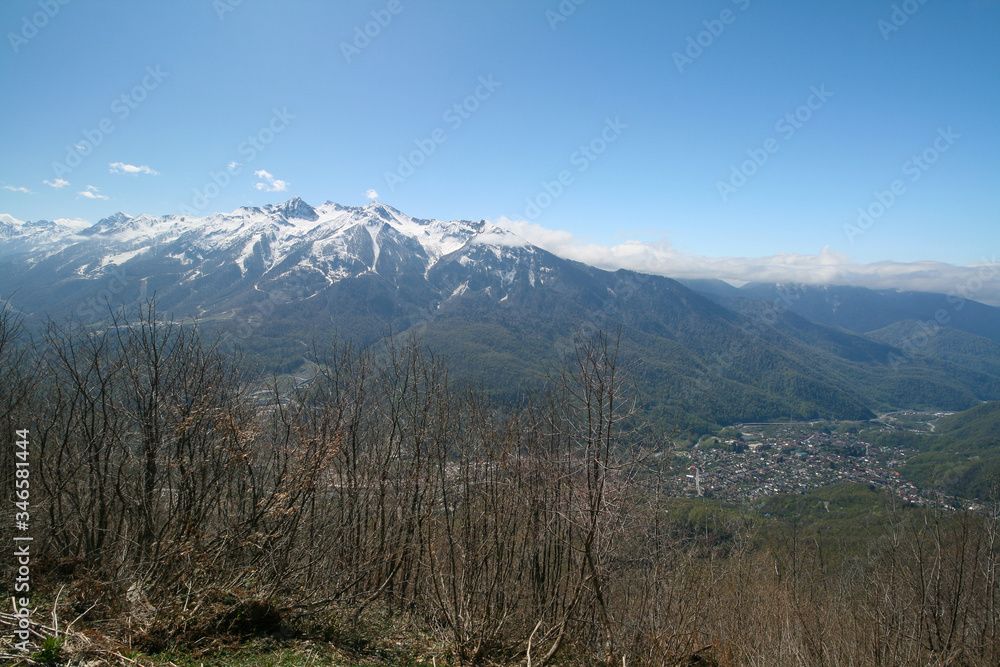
[1,602,456,667]
[148,639,433,667]
[2,631,452,667]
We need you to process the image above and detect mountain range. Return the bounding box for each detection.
[2,198,999,431]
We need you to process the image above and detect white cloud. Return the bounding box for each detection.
[253,170,288,193]
[43,178,69,189]
[366,189,378,200]
[228,161,242,171]
[2,185,33,194]
[109,162,159,175]
[494,217,1000,307]
[77,185,109,200]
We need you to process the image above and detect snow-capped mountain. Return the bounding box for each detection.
[2,198,999,426]
[0,213,90,249]
[1,198,534,283]
[0,198,562,331]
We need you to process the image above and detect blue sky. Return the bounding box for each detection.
[1,0,998,290]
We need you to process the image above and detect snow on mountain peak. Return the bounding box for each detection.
[471,221,529,248]
[0,213,93,244]
[0,198,542,290]
[0,214,23,240]
[99,211,134,226]
[82,211,135,236]
[266,196,318,221]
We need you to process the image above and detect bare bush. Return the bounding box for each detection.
[12,305,1000,666]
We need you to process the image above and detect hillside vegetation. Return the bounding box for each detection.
[893,401,1000,499]
[3,304,1000,666]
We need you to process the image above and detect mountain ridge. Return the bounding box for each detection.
[2,198,999,428]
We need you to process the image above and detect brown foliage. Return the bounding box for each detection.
[4,306,1000,666]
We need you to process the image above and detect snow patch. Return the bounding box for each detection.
[100,247,146,267]
[236,238,258,276]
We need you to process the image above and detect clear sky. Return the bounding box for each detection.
[1,0,998,289]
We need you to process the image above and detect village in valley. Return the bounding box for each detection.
[670,412,972,509]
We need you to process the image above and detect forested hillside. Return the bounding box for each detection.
[3,304,1000,666]
[893,401,1000,499]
